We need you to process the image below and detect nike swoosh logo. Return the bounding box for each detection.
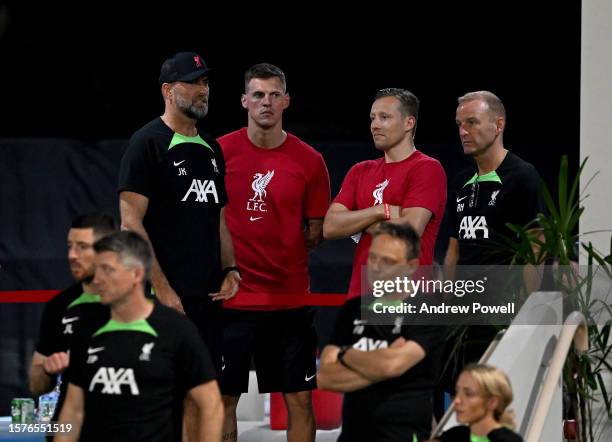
[305,374,316,382]
[249,216,263,221]
[456,196,468,203]
[173,160,186,166]
[61,317,79,324]
[87,347,105,354]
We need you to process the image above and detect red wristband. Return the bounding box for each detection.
[383,203,391,220]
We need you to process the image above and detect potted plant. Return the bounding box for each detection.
[504,155,612,441]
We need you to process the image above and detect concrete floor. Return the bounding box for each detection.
[238,418,340,442]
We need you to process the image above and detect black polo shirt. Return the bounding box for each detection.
[118,118,227,299]
[448,151,542,265]
[330,296,444,441]
[69,302,216,442]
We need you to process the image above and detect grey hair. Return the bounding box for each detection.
[458,91,506,119]
[94,231,152,281]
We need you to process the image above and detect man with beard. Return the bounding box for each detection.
[29,212,116,421]
[118,52,239,373]
[56,231,223,442]
[323,88,447,298]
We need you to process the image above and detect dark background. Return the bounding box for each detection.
[0,2,581,414]
[0,1,582,288]
[0,3,580,149]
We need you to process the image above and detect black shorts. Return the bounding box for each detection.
[181,297,224,375]
[220,307,317,395]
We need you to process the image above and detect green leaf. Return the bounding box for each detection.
[567,156,587,220]
[558,155,568,219]
[599,357,612,374]
[585,362,598,390]
[540,179,560,221]
[565,207,583,238]
[601,323,610,345]
[595,372,612,416]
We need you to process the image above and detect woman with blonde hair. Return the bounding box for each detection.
[429,363,523,441]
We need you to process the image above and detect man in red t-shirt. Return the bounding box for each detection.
[218,63,330,442]
[324,88,447,298]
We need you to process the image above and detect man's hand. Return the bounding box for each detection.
[390,337,406,348]
[157,285,185,314]
[365,204,402,234]
[43,352,70,375]
[303,219,324,251]
[209,271,241,301]
[121,191,184,313]
[317,345,373,392]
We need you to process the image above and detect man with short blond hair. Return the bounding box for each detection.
[324,88,447,298]
[440,90,543,408]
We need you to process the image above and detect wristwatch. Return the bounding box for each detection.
[337,345,352,368]
[222,266,240,277]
